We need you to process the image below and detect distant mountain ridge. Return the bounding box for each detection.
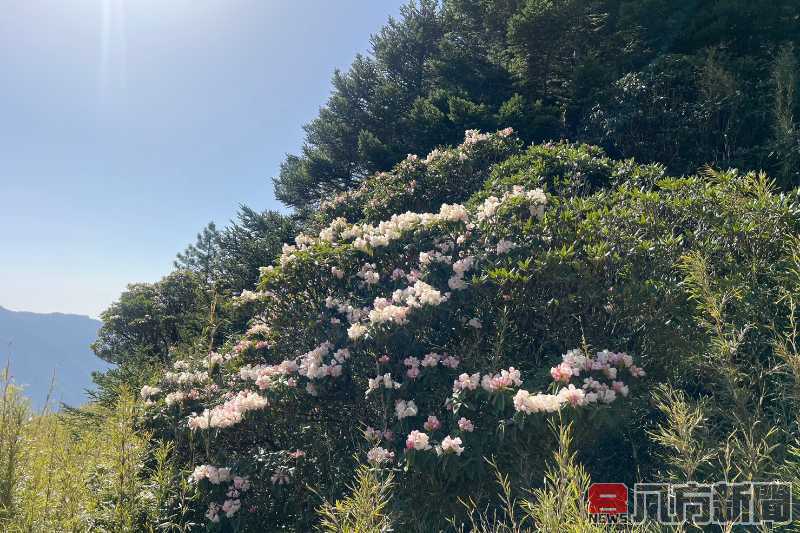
[0,305,108,407]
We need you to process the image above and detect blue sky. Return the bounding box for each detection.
[0,0,406,318]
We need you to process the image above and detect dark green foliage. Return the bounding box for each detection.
[175,207,298,294]
[92,271,208,367]
[769,43,800,188]
[274,0,800,211]
[175,223,220,285]
[313,129,522,225]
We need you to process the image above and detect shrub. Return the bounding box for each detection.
[136,130,800,530]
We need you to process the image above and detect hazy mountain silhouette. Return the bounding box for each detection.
[0,305,108,408]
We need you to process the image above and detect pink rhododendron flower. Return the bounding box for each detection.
[421,352,441,367]
[233,476,250,491]
[222,498,241,518]
[453,373,481,392]
[558,384,586,407]
[190,465,233,485]
[550,362,575,383]
[458,417,474,432]
[481,367,522,392]
[441,355,460,369]
[612,381,629,396]
[513,390,563,414]
[188,391,268,430]
[367,446,395,464]
[206,503,221,523]
[423,415,441,431]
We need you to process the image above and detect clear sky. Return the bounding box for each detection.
[0,0,406,318]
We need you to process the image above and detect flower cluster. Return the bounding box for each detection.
[190,464,234,485]
[423,415,441,431]
[449,255,475,290]
[545,348,644,405]
[453,372,481,392]
[405,430,431,451]
[317,128,515,218]
[364,426,395,443]
[366,373,402,395]
[192,465,251,523]
[138,355,228,412]
[188,390,268,430]
[395,399,418,420]
[512,389,564,414]
[514,349,645,414]
[367,446,396,464]
[163,369,209,386]
[296,341,343,381]
[357,263,380,285]
[350,280,449,336]
[237,342,353,397]
[281,184,545,269]
[480,367,522,392]
[235,289,275,305]
[404,430,464,457]
[246,323,271,337]
[476,185,547,222]
[457,417,474,432]
[166,389,200,406]
[448,350,643,418]
[385,350,642,465]
[239,360,298,390]
[139,385,161,400]
[438,436,465,456]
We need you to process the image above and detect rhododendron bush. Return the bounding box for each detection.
[135,130,800,530]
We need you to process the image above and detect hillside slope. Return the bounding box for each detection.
[0,306,107,407]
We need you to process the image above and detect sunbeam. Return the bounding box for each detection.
[98,0,127,105]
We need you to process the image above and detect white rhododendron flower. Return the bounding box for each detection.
[496,239,516,254]
[188,391,268,430]
[513,390,564,414]
[140,385,161,400]
[438,436,465,456]
[405,430,431,451]
[347,323,368,340]
[395,399,418,420]
[190,464,233,485]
